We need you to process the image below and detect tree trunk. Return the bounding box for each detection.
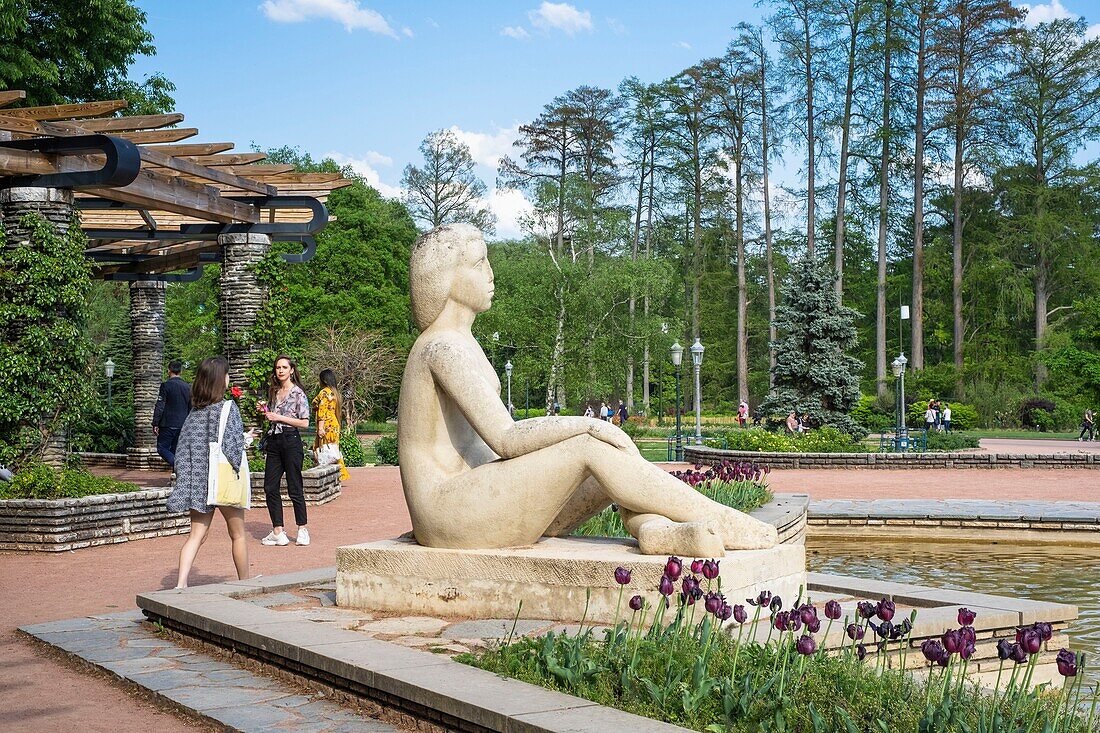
[804,20,816,258]
[762,59,777,387]
[876,0,892,398]
[952,119,965,381]
[546,283,567,414]
[834,5,860,299]
[736,155,748,404]
[911,10,928,370]
[692,155,702,340]
[627,147,646,412]
[643,141,655,415]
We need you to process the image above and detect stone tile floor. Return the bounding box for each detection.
[20,611,402,733]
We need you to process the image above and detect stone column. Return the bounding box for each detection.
[1,187,76,468]
[127,280,167,470]
[219,233,271,388]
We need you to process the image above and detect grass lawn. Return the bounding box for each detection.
[965,428,1080,440]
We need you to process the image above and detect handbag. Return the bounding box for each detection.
[314,442,342,467]
[206,401,251,509]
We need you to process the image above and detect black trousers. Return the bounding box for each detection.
[263,430,307,527]
[156,426,182,466]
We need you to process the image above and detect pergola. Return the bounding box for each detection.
[0,89,352,468]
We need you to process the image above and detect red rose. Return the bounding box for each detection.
[230,386,243,399]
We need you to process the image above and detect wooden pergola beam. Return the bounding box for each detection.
[142,143,235,156]
[137,146,275,196]
[79,113,184,132]
[175,153,267,167]
[113,128,198,144]
[2,100,128,120]
[85,169,258,223]
[0,91,26,108]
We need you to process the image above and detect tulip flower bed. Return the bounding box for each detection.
[460,561,1097,732]
[572,461,771,538]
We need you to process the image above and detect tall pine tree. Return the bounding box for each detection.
[761,258,864,436]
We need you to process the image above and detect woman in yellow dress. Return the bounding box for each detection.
[312,369,350,481]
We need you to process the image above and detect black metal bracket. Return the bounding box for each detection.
[0,134,141,189]
[80,196,328,239]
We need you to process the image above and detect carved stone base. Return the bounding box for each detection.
[336,535,806,625]
[126,447,169,471]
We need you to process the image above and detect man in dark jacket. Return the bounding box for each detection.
[153,360,191,467]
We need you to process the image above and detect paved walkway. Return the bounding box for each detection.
[4,451,1100,731]
[978,438,1100,454]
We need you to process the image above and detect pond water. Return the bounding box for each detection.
[807,538,1100,686]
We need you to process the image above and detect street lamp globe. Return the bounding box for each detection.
[104,358,115,379]
[690,338,704,367]
[669,341,683,367]
[504,360,513,377]
[891,357,903,378]
[897,353,907,372]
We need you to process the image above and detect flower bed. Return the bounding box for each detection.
[460,563,1097,732]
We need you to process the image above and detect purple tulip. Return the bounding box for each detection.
[614,567,631,585]
[1035,622,1053,642]
[824,600,842,620]
[806,616,821,634]
[921,639,946,663]
[798,604,818,625]
[664,557,683,581]
[705,592,722,615]
[856,644,868,661]
[874,620,893,639]
[1056,649,1077,677]
[960,641,976,660]
[774,611,790,631]
[996,639,1013,661]
[857,601,877,619]
[748,590,772,607]
[682,577,699,595]
[1010,643,1028,664]
[702,560,720,580]
[960,626,976,646]
[733,604,747,624]
[718,603,733,622]
[658,575,674,596]
[1021,628,1042,655]
[769,596,783,613]
[796,635,817,655]
[846,623,865,641]
[690,559,705,575]
[681,591,697,606]
[957,608,976,626]
[892,618,912,640]
[942,629,962,654]
[876,598,896,622]
[629,595,643,612]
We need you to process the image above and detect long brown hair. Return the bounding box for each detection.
[267,354,305,405]
[318,368,342,425]
[192,356,229,409]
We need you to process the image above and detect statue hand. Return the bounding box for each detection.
[586,420,636,453]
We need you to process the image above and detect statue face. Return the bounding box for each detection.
[450,233,494,314]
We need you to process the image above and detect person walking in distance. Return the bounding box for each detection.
[153,360,191,468]
[599,401,609,422]
[261,355,311,547]
[312,369,350,481]
[1079,409,1095,442]
[616,400,629,426]
[166,356,254,588]
[942,403,953,434]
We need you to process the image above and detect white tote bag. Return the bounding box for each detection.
[314,442,343,467]
[206,401,251,509]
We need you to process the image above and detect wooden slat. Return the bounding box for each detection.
[84,169,258,224]
[0,114,52,135]
[0,91,26,108]
[113,128,198,144]
[256,172,343,183]
[138,146,275,196]
[79,113,184,132]
[227,164,293,175]
[141,143,235,156]
[3,100,128,120]
[177,153,266,167]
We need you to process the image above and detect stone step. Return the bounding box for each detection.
[20,611,401,732]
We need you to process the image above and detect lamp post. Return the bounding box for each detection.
[504,360,513,417]
[690,338,705,445]
[524,377,530,419]
[104,358,116,409]
[670,342,684,461]
[891,353,908,451]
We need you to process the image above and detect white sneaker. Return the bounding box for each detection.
[295,527,310,546]
[261,531,289,546]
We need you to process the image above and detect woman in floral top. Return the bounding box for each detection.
[261,355,311,546]
[312,369,350,481]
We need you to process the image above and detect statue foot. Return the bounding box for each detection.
[715,509,779,550]
[634,517,725,558]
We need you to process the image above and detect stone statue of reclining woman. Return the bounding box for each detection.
[397,224,778,557]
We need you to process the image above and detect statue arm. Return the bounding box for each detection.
[426,339,634,459]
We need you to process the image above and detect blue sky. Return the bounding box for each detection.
[130,0,1100,238]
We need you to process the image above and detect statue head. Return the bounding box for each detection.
[410,224,493,330]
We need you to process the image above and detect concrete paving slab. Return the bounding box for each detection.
[245,592,306,608]
[441,618,551,640]
[510,701,692,732]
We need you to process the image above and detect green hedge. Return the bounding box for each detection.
[373,435,398,465]
[0,464,140,500]
[707,427,865,454]
[340,433,367,467]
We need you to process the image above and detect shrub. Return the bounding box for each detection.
[798,426,864,453]
[850,395,893,433]
[340,432,367,467]
[69,404,135,454]
[0,464,141,500]
[374,435,399,465]
[943,402,978,431]
[926,431,981,451]
[1018,398,1057,431]
[713,428,796,453]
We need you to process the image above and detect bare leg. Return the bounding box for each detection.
[543,476,611,536]
[176,510,213,588]
[219,507,250,580]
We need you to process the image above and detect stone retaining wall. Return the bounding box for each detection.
[249,464,341,508]
[0,489,188,552]
[686,445,1100,469]
[75,452,129,469]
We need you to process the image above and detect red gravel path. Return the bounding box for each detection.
[3,459,1099,730]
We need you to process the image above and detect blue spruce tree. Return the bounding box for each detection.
[760,257,864,437]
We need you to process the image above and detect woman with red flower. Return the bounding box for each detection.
[260,355,311,547]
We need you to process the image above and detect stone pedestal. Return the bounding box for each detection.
[128,281,166,470]
[1,187,76,467]
[336,536,806,625]
[219,232,270,388]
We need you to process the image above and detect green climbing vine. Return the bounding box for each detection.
[242,248,300,395]
[0,213,95,468]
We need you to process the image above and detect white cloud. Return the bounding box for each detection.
[1019,0,1076,25]
[364,150,393,167]
[259,0,397,36]
[528,2,592,35]
[676,40,692,49]
[426,17,440,29]
[488,188,533,240]
[501,25,530,39]
[448,125,519,168]
[1088,23,1100,38]
[606,17,626,34]
[402,26,414,37]
[324,151,403,199]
